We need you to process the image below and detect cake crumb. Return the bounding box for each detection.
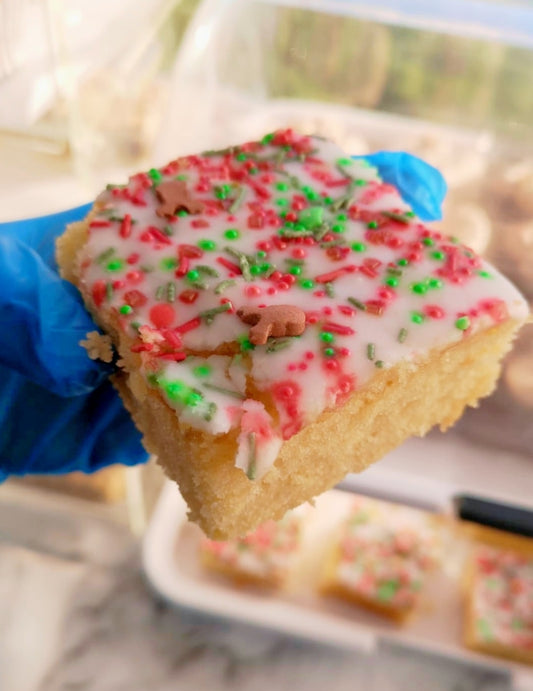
[80,331,114,363]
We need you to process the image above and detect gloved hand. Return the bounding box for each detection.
[0,152,445,481]
[0,204,146,481]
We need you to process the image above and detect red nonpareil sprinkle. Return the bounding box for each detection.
[326,245,350,261]
[217,257,241,275]
[120,214,132,238]
[126,270,144,285]
[124,289,147,308]
[179,289,199,304]
[480,298,509,323]
[191,219,210,229]
[127,252,140,264]
[112,280,125,290]
[424,305,446,320]
[175,317,201,334]
[92,280,107,307]
[338,305,356,317]
[149,303,176,328]
[175,256,189,277]
[246,285,262,298]
[323,322,355,336]
[90,219,112,229]
[248,213,265,229]
[315,265,357,283]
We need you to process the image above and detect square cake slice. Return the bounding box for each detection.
[199,507,305,588]
[56,129,528,539]
[464,544,533,665]
[320,496,440,622]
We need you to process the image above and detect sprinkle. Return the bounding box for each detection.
[382,211,411,224]
[106,259,124,272]
[347,297,367,311]
[149,303,175,328]
[225,247,252,281]
[351,242,366,252]
[431,250,445,261]
[119,305,133,315]
[166,282,176,302]
[325,282,335,298]
[315,265,356,283]
[204,402,217,422]
[324,347,335,357]
[411,282,428,295]
[398,328,408,343]
[96,247,115,265]
[198,239,216,251]
[266,338,292,353]
[203,383,246,400]
[193,364,211,378]
[148,168,162,184]
[175,317,201,334]
[224,228,240,240]
[196,265,220,277]
[455,316,470,330]
[375,360,384,368]
[199,302,232,324]
[478,270,493,279]
[229,186,246,214]
[214,279,236,294]
[320,331,335,343]
[156,285,165,300]
[247,433,257,480]
[367,343,375,360]
[411,311,425,324]
[299,207,324,230]
[105,282,113,301]
[119,214,132,238]
[323,322,355,336]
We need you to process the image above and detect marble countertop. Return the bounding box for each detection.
[0,483,513,691]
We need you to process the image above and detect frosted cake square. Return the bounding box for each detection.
[57,130,528,538]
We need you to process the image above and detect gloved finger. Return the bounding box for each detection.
[0,203,92,268]
[0,367,146,480]
[0,234,111,397]
[353,152,447,221]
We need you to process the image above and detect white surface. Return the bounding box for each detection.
[143,476,533,691]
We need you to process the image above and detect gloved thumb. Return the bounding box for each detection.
[0,234,112,396]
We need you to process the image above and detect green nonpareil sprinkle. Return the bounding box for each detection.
[156,285,165,301]
[398,328,408,343]
[96,247,115,264]
[166,282,176,302]
[375,360,385,368]
[203,383,246,400]
[266,338,292,353]
[119,304,133,315]
[199,302,231,324]
[148,168,162,184]
[325,282,335,298]
[162,225,174,236]
[348,297,367,311]
[455,316,470,331]
[225,247,252,281]
[247,433,257,480]
[196,265,220,278]
[229,186,246,214]
[367,343,375,361]
[214,279,236,295]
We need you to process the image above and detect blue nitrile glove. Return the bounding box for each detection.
[354,152,447,222]
[0,204,146,481]
[0,152,445,480]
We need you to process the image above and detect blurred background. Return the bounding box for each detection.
[0,1,532,690]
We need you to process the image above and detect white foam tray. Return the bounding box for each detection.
[142,437,533,691]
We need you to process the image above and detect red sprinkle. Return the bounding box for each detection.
[149,304,176,328]
[217,257,241,275]
[315,265,356,283]
[120,214,132,238]
[92,280,107,307]
[175,317,201,334]
[323,322,355,336]
[127,253,140,265]
[89,219,111,229]
[124,290,147,308]
[179,289,199,304]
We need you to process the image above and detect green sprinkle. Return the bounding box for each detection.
[477,618,493,641]
[377,581,399,601]
[337,157,353,167]
[266,338,292,353]
[367,220,378,229]
[455,316,470,331]
[397,258,409,266]
[199,302,231,324]
[160,257,177,271]
[250,265,262,276]
[203,382,245,400]
[256,250,267,259]
[139,265,154,272]
[387,267,403,276]
[214,184,231,200]
[428,278,443,289]
[375,360,385,368]
[431,251,445,261]
[323,196,333,205]
[148,168,162,184]
[351,242,366,253]
[236,152,247,161]
[275,198,289,207]
[324,347,335,357]
[162,225,174,236]
[348,297,367,311]
[261,133,274,145]
[229,186,246,214]
[385,277,399,288]
[225,247,252,281]
[367,343,375,361]
[299,207,324,230]
[325,282,335,298]
[355,179,367,186]
[96,247,115,265]
[193,364,211,378]
[300,279,314,290]
[398,328,408,343]
[411,311,425,324]
[331,224,345,234]
[106,259,124,272]
[177,210,188,217]
[105,282,113,301]
[204,402,217,422]
[382,211,411,224]
[186,390,203,408]
[289,265,301,276]
[119,304,133,315]
[198,239,217,251]
[186,269,200,283]
[320,332,335,343]
[166,282,176,302]
[422,237,435,246]
[131,321,141,332]
[196,265,219,277]
[164,380,186,401]
[155,285,164,301]
[239,336,255,352]
[175,174,188,181]
[224,228,240,240]
[247,433,257,480]
[336,213,348,222]
[276,182,289,191]
[214,279,236,295]
[411,282,428,295]
[478,270,493,279]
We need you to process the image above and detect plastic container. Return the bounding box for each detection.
[162,0,533,454]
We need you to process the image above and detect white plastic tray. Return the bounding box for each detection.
[142,437,533,691]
